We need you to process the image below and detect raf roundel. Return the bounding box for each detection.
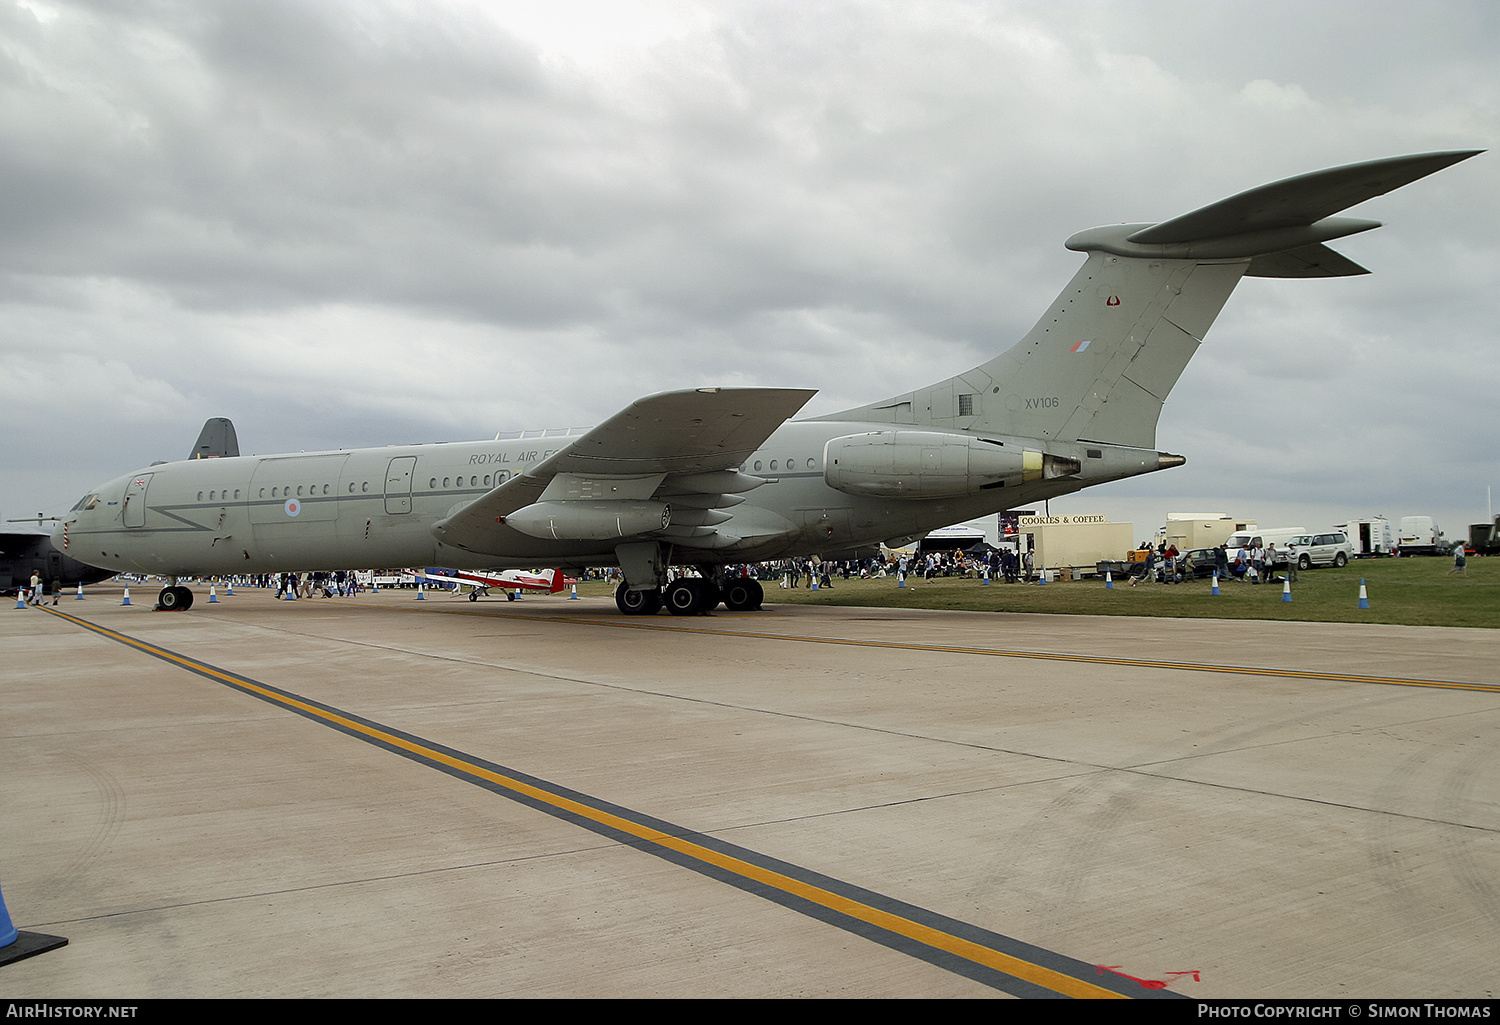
[284,499,301,517]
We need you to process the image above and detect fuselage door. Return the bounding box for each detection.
[385,456,417,515]
[122,474,152,528]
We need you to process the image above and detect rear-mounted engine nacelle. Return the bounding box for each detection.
[822,431,1078,499]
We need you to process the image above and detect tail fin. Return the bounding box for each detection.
[189,417,240,459]
[547,569,566,593]
[815,151,1479,449]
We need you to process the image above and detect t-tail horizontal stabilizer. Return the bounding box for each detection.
[1068,150,1482,277]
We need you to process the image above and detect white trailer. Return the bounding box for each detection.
[1337,517,1394,557]
[1164,514,1255,550]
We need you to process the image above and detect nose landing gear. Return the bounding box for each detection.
[156,585,194,611]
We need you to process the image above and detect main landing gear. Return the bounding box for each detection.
[615,577,764,616]
[156,585,194,611]
[720,577,765,612]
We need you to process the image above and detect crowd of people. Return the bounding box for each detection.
[1129,539,1291,585]
[750,547,1037,587]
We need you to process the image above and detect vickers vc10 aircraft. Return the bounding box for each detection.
[57,151,1478,615]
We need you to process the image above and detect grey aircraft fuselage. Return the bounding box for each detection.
[58,421,1162,578]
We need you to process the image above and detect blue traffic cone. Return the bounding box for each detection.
[569,584,579,599]
[208,585,219,603]
[1282,578,1292,603]
[1211,573,1220,596]
[1037,566,1047,585]
[121,587,132,606]
[75,583,84,600]
[1105,570,1113,590]
[416,582,425,600]
[225,580,234,595]
[898,572,906,588]
[1358,579,1370,609]
[0,879,16,948]
[0,873,70,964]
[14,592,25,610]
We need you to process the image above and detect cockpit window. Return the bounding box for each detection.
[71,493,99,511]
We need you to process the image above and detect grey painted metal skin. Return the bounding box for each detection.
[55,152,1479,593]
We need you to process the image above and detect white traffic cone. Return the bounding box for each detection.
[569,584,579,599]
[1358,579,1370,609]
[1282,578,1292,603]
[1211,573,1220,596]
[1105,570,1113,590]
[208,585,219,603]
[75,583,84,600]
[121,587,132,606]
[416,582,425,601]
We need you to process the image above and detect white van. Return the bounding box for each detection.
[1397,516,1446,555]
[1224,527,1306,569]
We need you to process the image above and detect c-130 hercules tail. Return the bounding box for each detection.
[58,151,1479,614]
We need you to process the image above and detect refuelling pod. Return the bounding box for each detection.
[504,501,671,541]
[823,431,1079,499]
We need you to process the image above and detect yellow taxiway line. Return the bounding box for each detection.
[39,604,1137,999]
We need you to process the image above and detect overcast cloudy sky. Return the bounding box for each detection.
[3,0,1496,543]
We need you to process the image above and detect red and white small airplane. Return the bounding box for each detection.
[412,566,569,601]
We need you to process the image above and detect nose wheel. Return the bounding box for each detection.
[156,585,194,611]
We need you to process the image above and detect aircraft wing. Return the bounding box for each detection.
[431,388,817,555]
